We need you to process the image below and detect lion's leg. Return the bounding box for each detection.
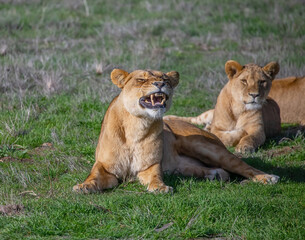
[137,163,172,193]
[164,109,214,127]
[235,126,266,153]
[178,136,279,184]
[211,127,247,147]
[73,162,118,193]
[235,134,265,153]
[173,155,230,181]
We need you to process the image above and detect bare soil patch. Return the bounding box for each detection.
[0,204,24,216]
[0,156,33,163]
[29,142,55,156]
[265,145,303,158]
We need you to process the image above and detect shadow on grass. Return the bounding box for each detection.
[281,124,305,136]
[256,125,305,153]
[242,156,305,183]
[271,124,305,143]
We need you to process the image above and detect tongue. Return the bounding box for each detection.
[155,96,162,104]
[151,96,162,106]
[149,94,164,106]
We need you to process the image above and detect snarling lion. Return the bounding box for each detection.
[269,76,305,125]
[73,68,279,194]
[165,61,281,153]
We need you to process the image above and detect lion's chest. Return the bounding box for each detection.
[99,115,163,180]
[106,139,162,180]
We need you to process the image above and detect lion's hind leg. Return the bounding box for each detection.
[177,135,279,184]
[73,162,118,193]
[173,155,230,181]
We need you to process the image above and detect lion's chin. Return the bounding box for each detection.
[245,103,262,110]
[145,108,167,119]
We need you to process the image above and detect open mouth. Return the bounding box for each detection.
[139,92,168,109]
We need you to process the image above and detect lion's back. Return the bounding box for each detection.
[269,76,305,124]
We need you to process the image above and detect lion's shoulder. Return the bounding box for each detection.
[271,76,305,88]
[268,76,305,124]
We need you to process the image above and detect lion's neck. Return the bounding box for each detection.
[124,111,163,142]
[108,96,164,144]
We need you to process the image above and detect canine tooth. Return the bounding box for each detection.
[150,94,155,106]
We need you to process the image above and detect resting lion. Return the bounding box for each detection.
[73,68,279,194]
[172,76,305,129]
[269,76,305,125]
[165,60,281,153]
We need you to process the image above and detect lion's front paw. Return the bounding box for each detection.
[158,185,173,193]
[148,184,173,194]
[73,183,100,194]
[252,174,280,184]
[235,143,256,154]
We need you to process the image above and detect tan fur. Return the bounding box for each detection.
[164,109,214,131]
[268,76,305,125]
[166,60,281,153]
[73,69,279,194]
[178,76,305,131]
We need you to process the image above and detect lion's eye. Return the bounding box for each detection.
[137,78,147,82]
[241,79,247,85]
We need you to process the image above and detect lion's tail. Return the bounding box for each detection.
[164,109,214,130]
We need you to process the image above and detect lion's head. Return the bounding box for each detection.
[111,69,179,119]
[225,60,280,110]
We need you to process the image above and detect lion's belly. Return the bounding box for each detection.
[161,128,183,174]
[162,129,207,175]
[162,146,176,174]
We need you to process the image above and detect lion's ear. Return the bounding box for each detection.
[225,60,243,80]
[111,69,129,88]
[166,71,179,88]
[263,62,280,79]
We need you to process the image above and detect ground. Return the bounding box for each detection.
[0,0,304,239]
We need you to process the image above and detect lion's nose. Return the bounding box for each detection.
[153,81,165,89]
[249,93,259,98]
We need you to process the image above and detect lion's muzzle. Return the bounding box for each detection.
[139,92,168,109]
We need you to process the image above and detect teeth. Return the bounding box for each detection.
[143,93,167,107]
[150,94,155,106]
[154,93,164,97]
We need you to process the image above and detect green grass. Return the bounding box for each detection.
[0,0,305,239]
